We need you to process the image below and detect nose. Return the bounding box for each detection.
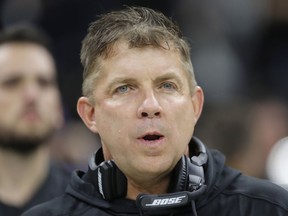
[23,83,39,103]
[137,91,162,118]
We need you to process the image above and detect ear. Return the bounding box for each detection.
[77,97,98,133]
[191,86,204,123]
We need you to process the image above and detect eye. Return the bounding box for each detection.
[1,77,21,88]
[37,77,56,88]
[116,85,130,93]
[160,82,176,90]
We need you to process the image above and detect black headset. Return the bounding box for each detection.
[86,136,208,210]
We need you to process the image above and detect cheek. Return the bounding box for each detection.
[0,100,22,131]
[168,99,196,138]
[94,102,132,139]
[168,97,195,120]
[40,93,62,121]
[0,96,20,119]
[0,91,19,106]
[96,110,130,160]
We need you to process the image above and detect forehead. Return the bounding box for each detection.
[0,42,56,79]
[99,41,186,75]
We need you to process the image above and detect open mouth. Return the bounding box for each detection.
[141,134,164,141]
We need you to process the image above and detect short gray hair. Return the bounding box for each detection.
[80,6,197,100]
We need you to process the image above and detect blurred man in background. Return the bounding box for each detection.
[0,24,70,215]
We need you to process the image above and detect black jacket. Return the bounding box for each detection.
[22,144,288,216]
[0,163,71,216]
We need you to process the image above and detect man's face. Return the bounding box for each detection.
[0,43,63,152]
[79,42,203,183]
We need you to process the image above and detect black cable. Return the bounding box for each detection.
[191,200,198,216]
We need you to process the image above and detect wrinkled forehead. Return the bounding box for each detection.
[93,40,185,78]
[102,39,180,59]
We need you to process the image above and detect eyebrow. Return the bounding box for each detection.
[0,72,56,83]
[0,73,22,82]
[154,72,184,86]
[105,77,138,93]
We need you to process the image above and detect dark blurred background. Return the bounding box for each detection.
[1,0,288,180]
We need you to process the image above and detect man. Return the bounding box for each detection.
[0,25,70,215]
[22,6,288,216]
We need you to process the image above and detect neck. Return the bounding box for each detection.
[0,145,50,207]
[126,174,171,200]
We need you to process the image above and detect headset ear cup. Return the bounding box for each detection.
[168,156,189,192]
[87,150,127,200]
[113,162,127,198]
[97,160,127,201]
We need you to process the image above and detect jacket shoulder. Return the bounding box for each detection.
[224,174,288,211]
[21,193,113,216]
[199,168,288,216]
[21,195,89,216]
[22,196,65,216]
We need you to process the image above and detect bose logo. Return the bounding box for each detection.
[145,195,186,206]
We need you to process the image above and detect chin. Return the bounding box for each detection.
[141,162,172,176]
